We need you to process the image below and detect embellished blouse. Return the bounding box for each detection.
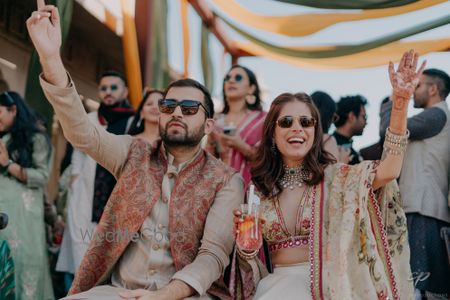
[260,185,317,252]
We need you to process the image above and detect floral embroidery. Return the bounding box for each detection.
[22,190,35,211]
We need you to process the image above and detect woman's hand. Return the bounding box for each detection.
[220,134,254,157]
[233,208,265,238]
[233,208,244,237]
[388,49,426,109]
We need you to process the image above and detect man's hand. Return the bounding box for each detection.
[26,0,62,61]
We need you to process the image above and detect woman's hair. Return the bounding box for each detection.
[0,91,48,168]
[222,65,262,114]
[311,91,336,134]
[251,92,336,197]
[128,89,164,136]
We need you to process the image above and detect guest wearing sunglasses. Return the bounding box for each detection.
[0,91,54,299]
[232,51,423,299]
[206,65,266,190]
[27,4,246,298]
[56,70,135,289]
[127,88,164,145]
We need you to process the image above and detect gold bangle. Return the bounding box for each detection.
[236,247,259,260]
[385,127,409,143]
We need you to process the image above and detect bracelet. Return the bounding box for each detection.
[385,127,409,143]
[383,127,409,156]
[236,247,259,260]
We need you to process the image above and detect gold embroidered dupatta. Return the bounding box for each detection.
[311,161,414,299]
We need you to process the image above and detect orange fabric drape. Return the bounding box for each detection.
[181,0,190,78]
[121,0,143,108]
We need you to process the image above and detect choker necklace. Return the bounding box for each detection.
[279,164,310,190]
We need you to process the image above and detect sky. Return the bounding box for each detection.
[166,0,450,149]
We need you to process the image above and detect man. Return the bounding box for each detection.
[360,96,390,161]
[55,70,134,285]
[380,68,450,299]
[332,95,368,165]
[27,3,244,299]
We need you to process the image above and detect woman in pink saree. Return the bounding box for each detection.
[231,51,424,299]
[206,65,266,189]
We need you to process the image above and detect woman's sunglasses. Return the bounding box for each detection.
[276,116,316,129]
[224,74,243,82]
[158,99,209,117]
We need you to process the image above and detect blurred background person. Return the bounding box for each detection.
[0,91,54,299]
[127,88,163,145]
[332,95,368,165]
[311,91,348,163]
[380,68,450,299]
[206,65,266,189]
[360,96,390,161]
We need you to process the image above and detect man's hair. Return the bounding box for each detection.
[99,70,127,85]
[423,68,450,100]
[334,95,368,127]
[163,78,214,118]
[311,91,336,133]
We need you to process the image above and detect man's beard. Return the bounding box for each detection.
[413,97,425,109]
[353,127,364,136]
[159,119,205,148]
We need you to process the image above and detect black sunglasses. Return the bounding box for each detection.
[99,84,119,92]
[224,74,243,82]
[158,99,209,117]
[276,116,316,129]
[0,92,15,105]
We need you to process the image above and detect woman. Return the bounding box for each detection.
[206,65,266,189]
[310,91,348,163]
[127,88,163,145]
[0,91,54,299]
[233,51,424,299]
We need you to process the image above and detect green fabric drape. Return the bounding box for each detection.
[24,0,73,131]
[211,0,446,38]
[0,240,15,300]
[201,24,214,93]
[220,14,450,58]
[273,0,419,9]
[151,0,171,89]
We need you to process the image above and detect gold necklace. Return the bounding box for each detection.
[278,164,311,190]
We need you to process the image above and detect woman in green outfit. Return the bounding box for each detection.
[0,91,54,300]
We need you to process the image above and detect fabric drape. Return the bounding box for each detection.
[212,0,445,37]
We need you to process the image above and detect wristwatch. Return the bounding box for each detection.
[0,159,13,175]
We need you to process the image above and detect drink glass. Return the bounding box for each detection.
[236,203,263,252]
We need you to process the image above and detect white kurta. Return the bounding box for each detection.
[56,112,103,274]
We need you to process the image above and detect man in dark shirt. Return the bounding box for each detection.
[333,95,368,165]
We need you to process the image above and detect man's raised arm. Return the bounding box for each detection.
[26,0,131,178]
